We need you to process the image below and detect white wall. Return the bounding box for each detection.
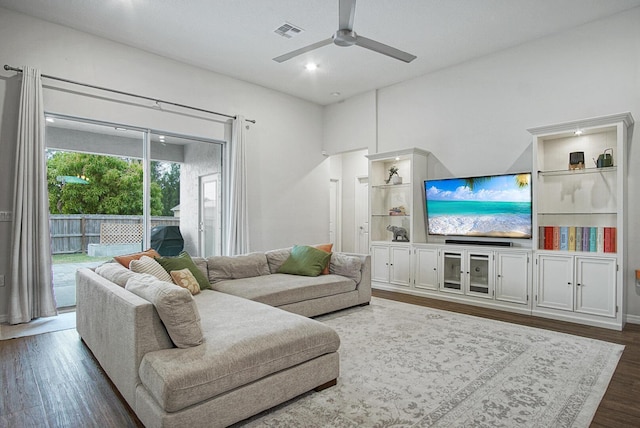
[325,8,640,319]
[328,150,369,253]
[323,90,376,155]
[0,8,328,320]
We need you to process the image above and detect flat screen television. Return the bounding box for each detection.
[424,173,532,239]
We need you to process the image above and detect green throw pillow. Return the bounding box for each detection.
[156,251,211,290]
[277,245,332,277]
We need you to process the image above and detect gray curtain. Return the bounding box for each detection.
[8,66,57,324]
[224,116,249,255]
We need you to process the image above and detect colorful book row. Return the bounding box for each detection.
[539,226,616,253]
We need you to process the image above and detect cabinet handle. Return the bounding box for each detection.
[497,274,501,278]
[576,283,581,286]
[567,282,571,285]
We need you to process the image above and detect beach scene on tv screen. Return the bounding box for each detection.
[425,173,532,238]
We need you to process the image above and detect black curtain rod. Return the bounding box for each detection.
[4,64,256,124]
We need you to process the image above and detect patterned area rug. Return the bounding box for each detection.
[238,298,623,428]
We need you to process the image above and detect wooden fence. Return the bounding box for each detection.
[50,214,179,254]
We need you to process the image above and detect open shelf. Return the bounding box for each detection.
[538,166,616,177]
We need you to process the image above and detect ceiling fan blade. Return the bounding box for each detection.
[355,35,417,63]
[338,0,357,30]
[272,38,333,63]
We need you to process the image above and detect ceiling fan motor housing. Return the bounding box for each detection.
[333,29,357,46]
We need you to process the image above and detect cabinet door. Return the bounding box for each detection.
[414,247,438,290]
[537,254,574,311]
[575,257,616,317]
[371,245,390,283]
[496,252,529,305]
[440,250,464,294]
[466,251,493,298]
[389,246,411,287]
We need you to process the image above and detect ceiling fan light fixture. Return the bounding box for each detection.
[333,29,357,47]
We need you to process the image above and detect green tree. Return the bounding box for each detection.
[151,161,181,216]
[47,151,163,215]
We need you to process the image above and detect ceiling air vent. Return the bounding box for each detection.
[274,22,304,39]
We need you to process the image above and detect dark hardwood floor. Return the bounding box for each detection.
[1,291,638,427]
[0,328,142,428]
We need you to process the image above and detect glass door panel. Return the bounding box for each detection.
[442,252,462,291]
[468,254,490,295]
[200,174,220,257]
[46,116,145,308]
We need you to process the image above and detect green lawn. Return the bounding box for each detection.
[52,253,112,264]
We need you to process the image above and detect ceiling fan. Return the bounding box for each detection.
[273,0,417,63]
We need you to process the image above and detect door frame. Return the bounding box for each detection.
[355,175,369,254]
[329,178,342,251]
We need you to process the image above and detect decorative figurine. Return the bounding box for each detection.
[387,225,409,242]
[385,166,400,184]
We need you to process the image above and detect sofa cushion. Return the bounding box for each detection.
[329,253,363,284]
[265,248,291,274]
[155,251,211,290]
[277,245,331,277]
[170,268,201,295]
[95,261,141,287]
[125,274,203,348]
[266,245,333,275]
[207,252,270,283]
[113,248,160,268]
[211,273,357,307]
[138,291,340,413]
[130,256,174,283]
[190,256,208,281]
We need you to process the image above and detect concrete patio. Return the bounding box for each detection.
[53,260,108,308]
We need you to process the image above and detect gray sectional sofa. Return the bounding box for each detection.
[76,248,371,428]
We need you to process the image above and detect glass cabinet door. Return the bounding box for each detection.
[468,254,490,295]
[442,252,462,292]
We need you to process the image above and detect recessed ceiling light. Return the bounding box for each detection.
[305,63,318,71]
[46,117,55,123]
[574,129,583,136]
[330,92,341,97]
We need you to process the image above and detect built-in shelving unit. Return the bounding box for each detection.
[529,112,634,330]
[367,113,633,330]
[367,149,429,244]
[367,148,429,290]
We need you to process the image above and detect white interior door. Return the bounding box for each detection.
[355,176,369,254]
[200,174,221,257]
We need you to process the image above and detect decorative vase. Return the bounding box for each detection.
[392,175,403,185]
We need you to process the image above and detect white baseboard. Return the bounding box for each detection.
[625,314,640,325]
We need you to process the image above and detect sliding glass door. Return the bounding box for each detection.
[45,116,223,308]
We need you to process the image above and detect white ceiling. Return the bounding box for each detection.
[2,0,640,105]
